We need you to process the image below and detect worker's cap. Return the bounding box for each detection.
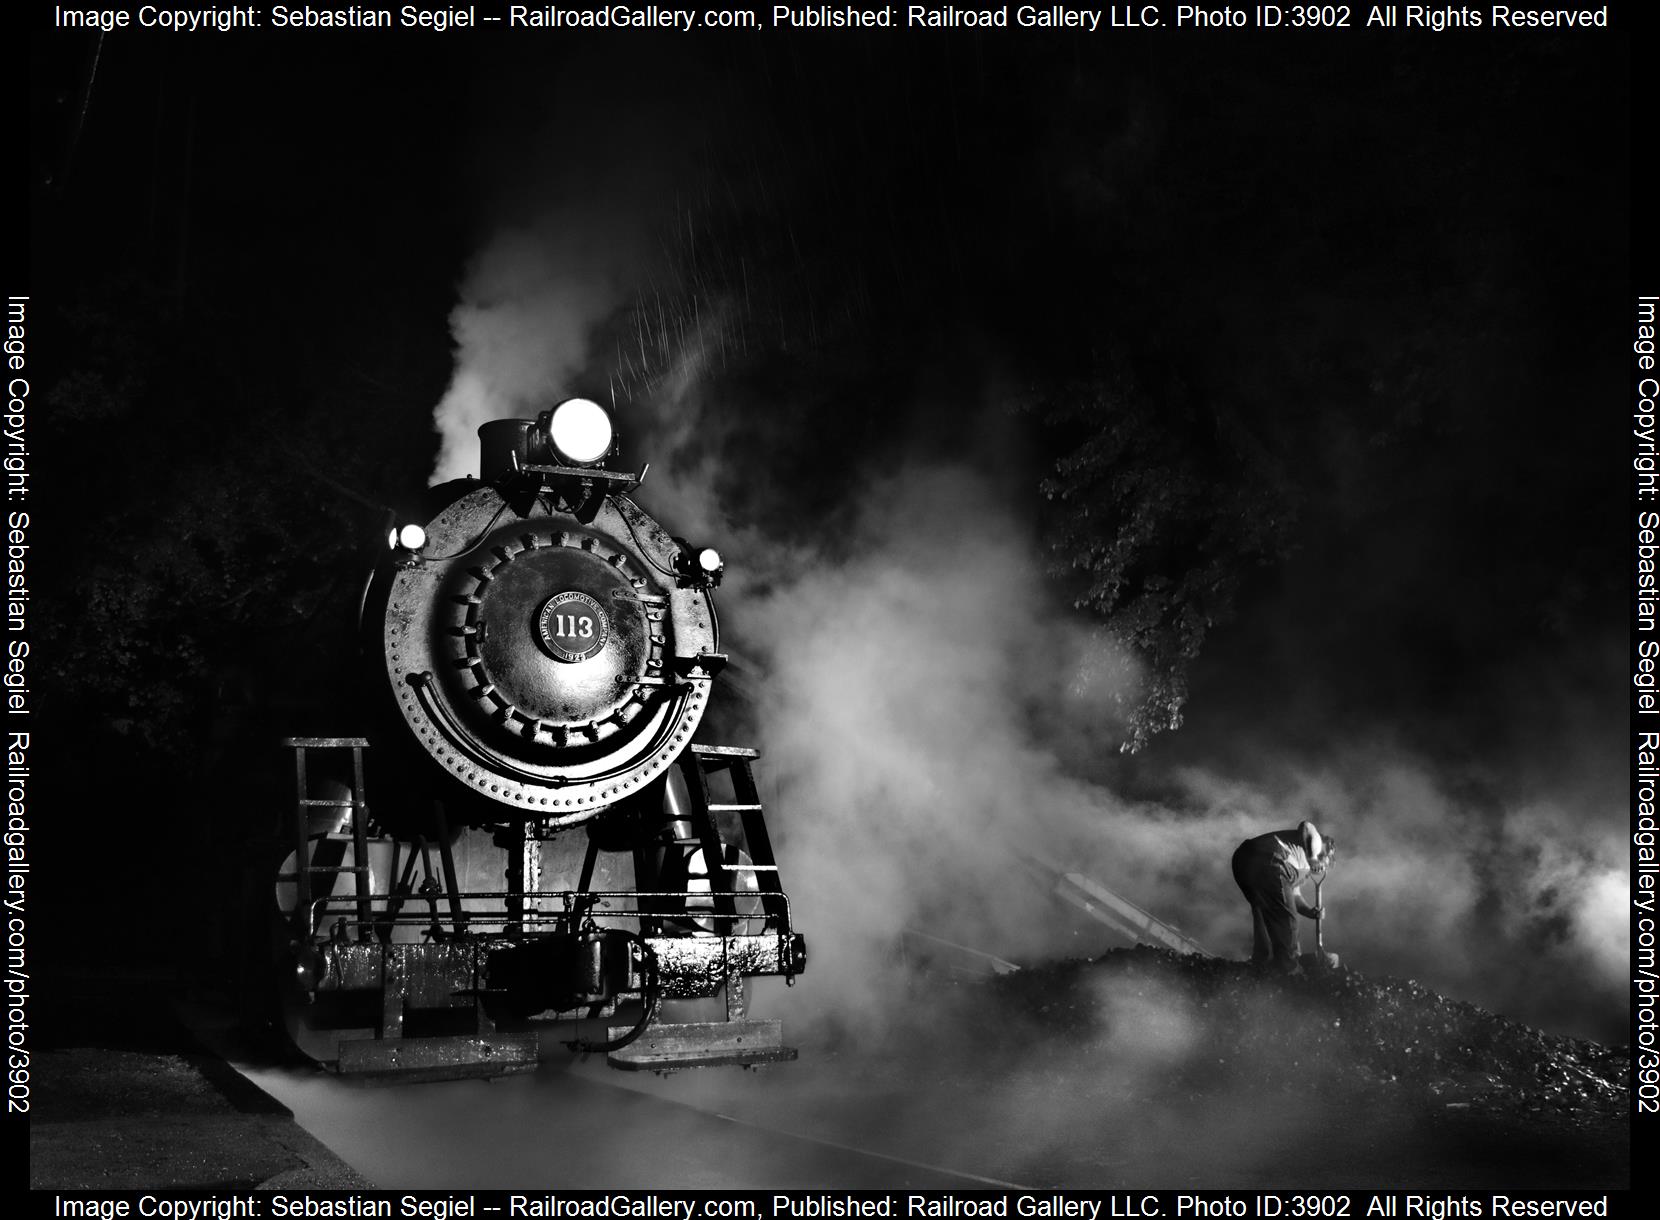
[1299,820,1328,862]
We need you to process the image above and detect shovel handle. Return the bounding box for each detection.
[1314,876,1325,949]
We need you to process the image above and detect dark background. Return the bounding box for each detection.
[27,16,1635,1041]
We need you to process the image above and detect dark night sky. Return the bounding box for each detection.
[25,14,1639,1042]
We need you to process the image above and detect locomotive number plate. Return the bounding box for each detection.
[537,591,610,662]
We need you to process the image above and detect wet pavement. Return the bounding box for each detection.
[24,957,1631,1191]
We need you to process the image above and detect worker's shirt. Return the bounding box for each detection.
[1247,828,1315,887]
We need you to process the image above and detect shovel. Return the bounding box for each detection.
[1310,874,1340,971]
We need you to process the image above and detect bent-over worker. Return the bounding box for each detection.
[1231,821,1335,971]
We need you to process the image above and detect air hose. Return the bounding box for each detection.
[564,932,661,1054]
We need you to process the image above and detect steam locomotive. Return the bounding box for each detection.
[276,399,806,1078]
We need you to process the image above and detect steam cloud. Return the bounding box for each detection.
[428,231,1626,1051]
[429,225,642,484]
[426,50,719,486]
[252,37,1627,1192]
[715,457,1628,1046]
[326,142,1627,1202]
[423,64,1625,1051]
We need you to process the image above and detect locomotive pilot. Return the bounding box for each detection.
[1230,820,1335,972]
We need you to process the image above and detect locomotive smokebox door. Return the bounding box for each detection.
[445,533,655,737]
[378,477,720,819]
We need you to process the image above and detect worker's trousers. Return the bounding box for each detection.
[1231,841,1301,970]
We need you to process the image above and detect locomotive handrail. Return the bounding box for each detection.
[612,496,689,583]
[409,671,574,785]
[397,496,515,564]
[409,667,705,795]
[308,889,790,909]
[306,888,794,934]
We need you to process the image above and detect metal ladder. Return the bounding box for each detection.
[675,744,789,940]
[281,736,374,940]
[606,744,799,1069]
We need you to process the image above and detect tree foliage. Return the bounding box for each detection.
[1028,357,1298,751]
[38,277,444,788]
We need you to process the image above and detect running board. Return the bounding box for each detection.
[606,1019,797,1070]
[337,1033,540,1082]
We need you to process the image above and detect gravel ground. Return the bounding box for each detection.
[978,946,1627,1127]
[581,945,1629,1188]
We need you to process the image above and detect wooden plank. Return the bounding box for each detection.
[1059,871,1209,957]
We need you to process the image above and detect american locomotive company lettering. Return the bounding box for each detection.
[537,591,608,662]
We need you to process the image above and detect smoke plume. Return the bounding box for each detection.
[711,449,1629,1045]
[426,48,722,485]
[421,52,1626,1050]
[429,226,642,484]
[427,208,1627,1046]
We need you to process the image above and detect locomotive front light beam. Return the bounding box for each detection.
[539,397,615,467]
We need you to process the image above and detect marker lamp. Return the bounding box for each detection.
[389,524,427,551]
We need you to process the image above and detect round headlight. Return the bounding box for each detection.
[397,524,427,551]
[697,547,723,574]
[546,397,614,466]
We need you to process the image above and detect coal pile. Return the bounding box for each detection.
[979,946,1626,1125]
